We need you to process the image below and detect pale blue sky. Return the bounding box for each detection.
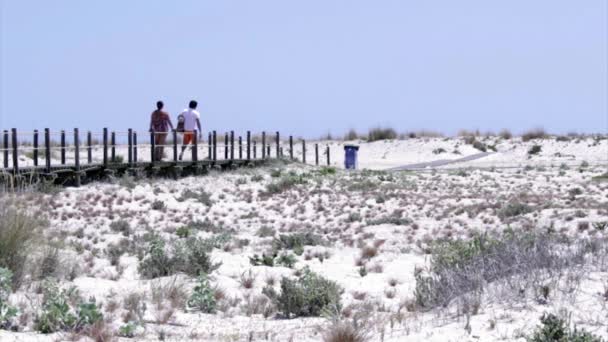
[1,0,607,137]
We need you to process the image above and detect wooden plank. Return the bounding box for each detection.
[33,130,39,167]
[3,130,8,169]
[103,128,108,167]
[87,131,92,164]
[276,132,280,158]
[111,131,116,162]
[230,131,234,161]
[133,131,138,162]
[11,128,18,175]
[128,128,133,165]
[192,130,198,162]
[262,132,266,159]
[246,131,251,160]
[74,128,81,186]
[45,128,51,172]
[61,130,66,165]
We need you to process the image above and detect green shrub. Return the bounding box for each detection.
[270,169,282,178]
[318,167,337,176]
[187,274,216,313]
[138,236,222,279]
[275,268,343,318]
[528,145,542,155]
[256,226,276,238]
[118,322,137,338]
[109,220,131,236]
[177,189,213,206]
[175,226,191,239]
[75,299,103,330]
[0,268,18,330]
[592,172,608,182]
[34,280,79,333]
[276,253,297,268]
[251,174,264,182]
[0,205,44,288]
[527,313,604,342]
[249,254,275,267]
[273,233,323,255]
[368,127,397,142]
[499,201,533,218]
[151,200,166,211]
[264,175,307,195]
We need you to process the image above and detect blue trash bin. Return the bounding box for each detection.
[344,145,359,170]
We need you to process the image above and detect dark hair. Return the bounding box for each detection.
[156,101,164,110]
[189,100,198,109]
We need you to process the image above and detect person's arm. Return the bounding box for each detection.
[196,118,202,138]
[149,113,154,132]
[166,114,174,131]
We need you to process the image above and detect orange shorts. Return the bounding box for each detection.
[183,131,194,145]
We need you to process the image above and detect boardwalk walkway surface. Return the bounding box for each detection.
[387,152,493,171]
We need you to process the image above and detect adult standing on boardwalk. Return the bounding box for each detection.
[149,101,174,161]
[178,100,202,161]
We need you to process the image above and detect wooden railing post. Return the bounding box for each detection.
[238,136,242,159]
[246,131,251,160]
[212,130,217,161]
[11,128,18,175]
[208,132,212,160]
[253,141,257,159]
[150,131,156,164]
[128,128,133,166]
[302,140,306,164]
[3,130,8,169]
[87,131,92,164]
[267,145,270,157]
[45,128,51,172]
[111,131,116,163]
[315,143,319,166]
[133,131,138,163]
[224,133,229,160]
[172,129,178,162]
[289,136,293,160]
[262,132,266,159]
[60,130,66,165]
[326,146,330,165]
[275,132,280,159]
[74,128,80,186]
[33,130,39,167]
[102,128,108,167]
[192,130,198,162]
[230,131,234,161]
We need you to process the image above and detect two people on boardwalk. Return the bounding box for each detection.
[149,100,202,161]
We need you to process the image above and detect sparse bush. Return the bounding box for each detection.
[275,268,343,318]
[343,129,360,141]
[118,322,137,338]
[151,200,166,211]
[526,313,604,342]
[472,140,487,152]
[413,232,601,311]
[187,274,216,313]
[528,145,542,155]
[522,128,547,142]
[249,254,275,267]
[276,253,297,268]
[499,129,512,140]
[433,148,446,154]
[323,321,369,342]
[368,127,397,142]
[0,267,18,330]
[175,226,191,239]
[177,189,213,206]
[37,247,61,280]
[319,167,337,176]
[34,280,81,333]
[264,174,307,195]
[138,237,173,279]
[0,205,44,287]
[109,219,131,236]
[498,201,533,219]
[273,233,323,255]
[256,226,276,238]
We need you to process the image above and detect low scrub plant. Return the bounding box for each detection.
[138,236,222,279]
[522,128,547,142]
[109,219,131,236]
[528,145,542,155]
[413,231,602,312]
[368,127,397,142]
[527,313,604,342]
[187,274,216,313]
[275,268,343,318]
[0,268,17,330]
[177,189,213,206]
[498,201,533,219]
[0,205,44,287]
[264,174,307,195]
[273,233,323,255]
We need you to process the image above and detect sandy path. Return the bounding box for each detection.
[387,152,493,170]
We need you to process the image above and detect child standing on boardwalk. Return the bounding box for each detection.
[178,100,202,161]
[149,101,174,161]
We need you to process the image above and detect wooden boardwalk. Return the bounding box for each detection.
[1,128,331,187]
